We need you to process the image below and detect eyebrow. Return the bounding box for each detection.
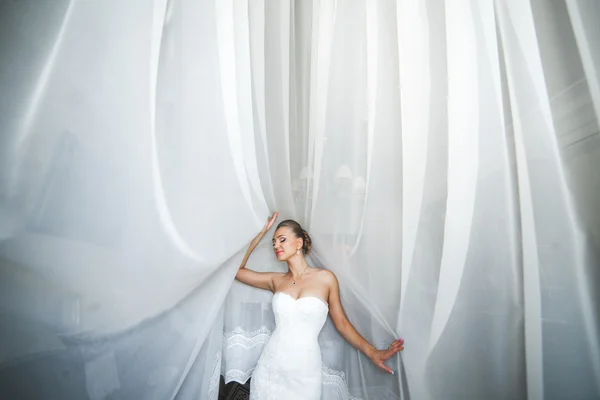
[273,235,286,240]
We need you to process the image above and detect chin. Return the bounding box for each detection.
[278,254,292,262]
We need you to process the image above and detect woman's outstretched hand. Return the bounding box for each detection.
[236,212,280,289]
[367,338,404,375]
[260,212,278,235]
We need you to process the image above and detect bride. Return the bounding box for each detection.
[236,212,405,400]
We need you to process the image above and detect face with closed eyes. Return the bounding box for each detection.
[272,226,303,261]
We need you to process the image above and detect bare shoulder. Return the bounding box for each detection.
[235,269,286,292]
[273,272,288,278]
[317,269,341,307]
[316,269,338,284]
[271,272,288,284]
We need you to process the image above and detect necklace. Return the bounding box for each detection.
[292,264,310,285]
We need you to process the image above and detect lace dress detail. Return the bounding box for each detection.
[249,292,329,400]
[322,364,362,400]
[222,326,272,383]
[207,351,221,400]
[224,326,272,349]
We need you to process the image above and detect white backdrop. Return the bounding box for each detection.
[0,0,599,399]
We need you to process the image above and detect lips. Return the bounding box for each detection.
[275,250,283,255]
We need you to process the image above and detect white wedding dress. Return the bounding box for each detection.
[250,292,329,400]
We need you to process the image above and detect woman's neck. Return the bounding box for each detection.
[287,256,309,278]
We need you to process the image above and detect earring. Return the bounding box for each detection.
[296,249,300,255]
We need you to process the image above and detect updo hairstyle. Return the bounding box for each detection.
[276,219,312,255]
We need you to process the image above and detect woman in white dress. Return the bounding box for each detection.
[236,212,404,400]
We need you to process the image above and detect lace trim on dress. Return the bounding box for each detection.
[225,368,255,384]
[223,326,272,349]
[322,364,363,400]
[222,326,272,384]
[221,327,362,399]
[207,351,221,400]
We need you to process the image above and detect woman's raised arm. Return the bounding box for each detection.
[235,212,280,291]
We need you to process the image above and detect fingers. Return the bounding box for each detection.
[390,338,405,351]
[372,351,398,375]
[377,361,394,375]
[390,345,404,354]
[263,212,279,231]
[381,349,400,361]
[380,340,404,361]
[388,341,404,353]
[373,339,404,375]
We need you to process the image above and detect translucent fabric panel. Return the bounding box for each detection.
[1,0,261,398]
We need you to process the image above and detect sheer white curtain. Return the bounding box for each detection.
[0,0,599,399]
